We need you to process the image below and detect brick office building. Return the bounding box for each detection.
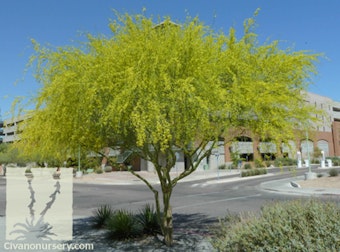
[224,92,340,163]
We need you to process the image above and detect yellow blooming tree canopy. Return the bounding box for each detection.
[23,18,232,159]
[17,12,320,246]
[20,13,319,160]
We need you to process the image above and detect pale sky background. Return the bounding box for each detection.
[1,0,339,119]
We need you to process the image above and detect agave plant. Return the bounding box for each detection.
[106,209,142,240]
[136,204,161,235]
[92,205,114,228]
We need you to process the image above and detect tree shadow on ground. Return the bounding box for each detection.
[69,214,219,251]
[173,213,218,236]
[72,213,218,237]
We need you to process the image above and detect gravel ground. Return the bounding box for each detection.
[71,213,218,252]
[0,214,217,252]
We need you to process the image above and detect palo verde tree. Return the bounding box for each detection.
[17,11,320,246]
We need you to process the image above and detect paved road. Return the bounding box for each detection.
[72,169,339,219]
[1,167,340,219]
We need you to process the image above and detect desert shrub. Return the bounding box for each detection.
[311,159,320,164]
[329,168,339,177]
[95,168,103,174]
[333,159,340,166]
[92,205,162,240]
[334,159,340,166]
[317,173,323,178]
[106,209,142,240]
[274,157,296,167]
[241,168,267,177]
[92,205,115,228]
[227,164,236,170]
[136,204,161,235]
[104,166,113,172]
[254,158,264,168]
[241,170,248,177]
[243,163,252,169]
[211,199,340,251]
[327,157,340,166]
[265,160,273,167]
[218,164,228,170]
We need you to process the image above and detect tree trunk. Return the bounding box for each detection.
[128,168,174,246]
[162,186,173,247]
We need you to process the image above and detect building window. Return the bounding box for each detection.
[317,140,329,156]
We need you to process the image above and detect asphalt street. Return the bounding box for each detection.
[71,166,340,218]
[1,166,340,219]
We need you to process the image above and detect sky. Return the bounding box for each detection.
[1,0,340,119]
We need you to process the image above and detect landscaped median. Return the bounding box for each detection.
[210,199,340,251]
[240,168,267,177]
[87,199,340,251]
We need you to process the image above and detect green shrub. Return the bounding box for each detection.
[218,164,228,170]
[92,205,115,228]
[227,164,236,170]
[312,159,320,164]
[265,161,273,167]
[95,168,103,174]
[317,173,323,178]
[107,209,142,240]
[329,168,339,177]
[104,166,113,172]
[243,163,252,169]
[274,157,296,167]
[240,170,247,177]
[136,204,161,235]
[254,159,264,168]
[333,159,340,166]
[241,168,267,177]
[211,199,340,251]
[327,157,340,166]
